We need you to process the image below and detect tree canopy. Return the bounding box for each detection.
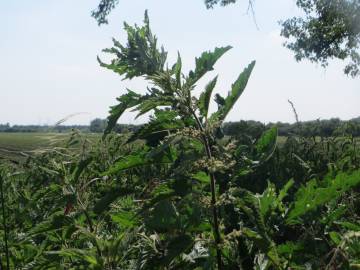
[281,0,360,77]
[92,0,360,77]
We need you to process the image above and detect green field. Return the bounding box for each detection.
[0,132,100,161]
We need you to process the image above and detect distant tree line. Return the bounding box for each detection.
[1,117,359,137]
[223,117,360,139]
[0,123,89,133]
[89,118,140,133]
[0,119,140,134]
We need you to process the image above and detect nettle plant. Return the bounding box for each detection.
[99,11,283,269]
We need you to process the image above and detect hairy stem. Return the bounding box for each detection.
[191,110,223,270]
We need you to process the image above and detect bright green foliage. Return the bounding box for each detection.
[1,11,360,270]
[287,169,360,224]
[255,126,278,162]
[103,146,174,175]
[128,110,185,144]
[224,187,281,267]
[98,11,167,79]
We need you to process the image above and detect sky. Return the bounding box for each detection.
[0,0,359,126]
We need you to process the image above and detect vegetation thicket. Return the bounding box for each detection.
[1,11,360,270]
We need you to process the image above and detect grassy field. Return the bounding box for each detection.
[0,133,355,162]
[0,132,100,161]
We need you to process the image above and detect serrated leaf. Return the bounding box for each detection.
[103,146,175,176]
[173,52,182,88]
[111,211,136,228]
[287,169,360,224]
[135,97,173,119]
[198,76,218,118]
[103,90,142,138]
[210,60,255,122]
[98,11,167,79]
[229,188,281,267]
[188,46,232,85]
[128,109,184,144]
[28,211,74,236]
[255,127,278,162]
[103,152,147,175]
[93,187,133,215]
[259,182,277,218]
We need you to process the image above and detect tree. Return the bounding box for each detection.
[92,0,119,25]
[92,0,360,77]
[89,118,107,133]
[281,0,360,77]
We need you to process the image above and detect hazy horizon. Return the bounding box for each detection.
[1,0,359,126]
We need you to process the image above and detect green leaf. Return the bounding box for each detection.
[111,211,136,228]
[173,52,182,88]
[141,182,177,211]
[259,182,277,218]
[277,241,304,256]
[336,221,360,231]
[286,169,360,224]
[128,109,184,143]
[188,46,232,84]
[210,60,256,122]
[135,96,173,119]
[93,187,133,215]
[72,157,93,182]
[255,127,278,162]
[198,76,218,118]
[329,231,342,245]
[192,171,210,184]
[278,178,294,202]
[103,152,148,175]
[103,146,175,176]
[229,188,281,267]
[144,200,179,232]
[47,248,100,267]
[160,235,193,265]
[29,211,74,236]
[103,90,142,137]
[98,10,167,79]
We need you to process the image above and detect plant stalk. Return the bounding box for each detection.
[191,111,223,270]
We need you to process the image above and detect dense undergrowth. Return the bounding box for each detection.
[1,13,360,270]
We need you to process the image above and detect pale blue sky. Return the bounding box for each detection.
[0,0,359,125]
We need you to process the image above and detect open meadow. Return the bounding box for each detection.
[0,133,100,161]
